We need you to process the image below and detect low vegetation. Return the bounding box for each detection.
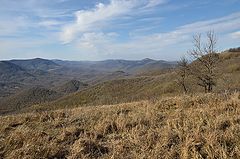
[0,49,239,115]
[31,75,178,112]
[228,47,240,52]
[0,92,239,158]
[0,87,61,114]
[24,49,239,113]
[55,80,88,94]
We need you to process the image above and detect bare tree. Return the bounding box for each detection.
[177,56,189,93]
[189,31,219,93]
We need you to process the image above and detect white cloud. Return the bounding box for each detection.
[0,16,29,36]
[71,12,240,60]
[145,0,168,8]
[74,32,119,58]
[230,31,240,39]
[38,20,63,28]
[177,12,240,33]
[60,0,138,43]
[60,0,167,43]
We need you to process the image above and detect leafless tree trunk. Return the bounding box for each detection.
[177,56,189,93]
[189,31,219,93]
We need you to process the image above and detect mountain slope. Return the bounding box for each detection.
[33,51,240,112]
[0,61,33,81]
[55,80,88,94]
[0,82,24,98]
[10,58,60,71]
[0,87,61,114]
[1,51,239,114]
[35,74,177,111]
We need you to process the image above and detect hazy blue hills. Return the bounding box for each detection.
[53,58,176,73]
[10,58,60,71]
[0,61,33,82]
[0,57,177,114]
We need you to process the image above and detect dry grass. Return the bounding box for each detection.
[0,92,240,159]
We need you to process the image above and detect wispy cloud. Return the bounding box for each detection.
[60,0,136,43]
[0,16,30,36]
[145,0,168,8]
[70,11,240,60]
[229,31,240,39]
[38,20,63,28]
[60,0,167,43]
[177,12,240,33]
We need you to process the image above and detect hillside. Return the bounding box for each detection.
[0,61,33,82]
[0,92,239,158]
[55,80,89,94]
[0,58,175,99]
[33,74,176,111]
[0,87,61,114]
[30,51,240,112]
[0,51,239,114]
[10,58,60,71]
[0,80,90,114]
[0,82,24,98]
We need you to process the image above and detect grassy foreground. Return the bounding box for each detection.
[0,92,240,159]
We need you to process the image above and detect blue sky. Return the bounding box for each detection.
[0,0,240,60]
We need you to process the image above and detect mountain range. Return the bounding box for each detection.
[0,49,239,115]
[0,57,176,114]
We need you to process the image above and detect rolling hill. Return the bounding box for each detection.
[10,58,60,71]
[0,57,176,104]
[0,80,90,114]
[0,87,61,114]
[0,50,239,114]
[30,50,240,112]
[55,80,89,94]
[0,82,24,98]
[0,61,33,82]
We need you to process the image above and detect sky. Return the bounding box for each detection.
[0,0,240,61]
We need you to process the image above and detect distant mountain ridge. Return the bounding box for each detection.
[0,57,176,83]
[1,58,176,73]
[10,58,60,71]
[53,58,177,73]
[0,50,240,115]
[0,61,33,81]
[0,57,177,112]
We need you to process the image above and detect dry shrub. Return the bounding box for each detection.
[227,63,240,73]
[58,126,84,144]
[218,120,231,131]
[104,122,118,135]
[2,126,67,159]
[69,139,109,159]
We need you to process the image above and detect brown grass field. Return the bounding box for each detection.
[0,92,239,159]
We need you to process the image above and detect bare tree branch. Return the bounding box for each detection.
[176,56,189,93]
[189,31,219,93]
